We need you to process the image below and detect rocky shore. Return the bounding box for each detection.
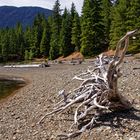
[0,58,140,140]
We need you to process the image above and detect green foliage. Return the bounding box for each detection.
[29,50,34,60]
[80,0,105,56]
[24,50,29,60]
[125,0,140,53]
[59,8,74,57]
[109,0,130,49]
[40,21,51,57]
[109,0,140,53]
[0,0,140,63]
[101,0,112,46]
[71,12,81,51]
[70,2,76,21]
[49,0,62,60]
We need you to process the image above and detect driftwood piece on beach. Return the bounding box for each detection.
[37,29,139,139]
[4,63,50,68]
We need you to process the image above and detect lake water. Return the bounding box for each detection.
[0,78,26,99]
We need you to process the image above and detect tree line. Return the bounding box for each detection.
[0,0,140,62]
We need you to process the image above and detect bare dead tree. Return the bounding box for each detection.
[37,29,139,139]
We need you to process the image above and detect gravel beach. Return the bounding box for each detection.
[0,58,140,140]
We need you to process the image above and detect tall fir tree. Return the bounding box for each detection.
[81,0,105,56]
[109,0,130,49]
[125,0,140,53]
[30,27,38,58]
[40,20,51,57]
[24,26,31,51]
[32,13,47,57]
[70,2,76,22]
[101,0,112,47]
[1,29,10,61]
[59,8,73,57]
[15,22,25,58]
[49,0,62,60]
[8,29,17,55]
[71,12,81,51]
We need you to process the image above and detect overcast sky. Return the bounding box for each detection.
[0,0,84,14]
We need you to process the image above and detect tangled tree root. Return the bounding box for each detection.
[37,29,139,139]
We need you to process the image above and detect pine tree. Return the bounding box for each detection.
[70,2,76,22]
[49,0,62,60]
[109,0,130,49]
[0,30,2,57]
[101,0,112,47]
[71,12,81,51]
[125,0,140,53]
[8,29,17,54]
[15,22,25,59]
[32,13,47,57]
[81,0,105,56]
[40,20,51,57]
[30,27,38,57]
[24,26,31,50]
[24,50,29,60]
[59,8,73,57]
[1,29,10,61]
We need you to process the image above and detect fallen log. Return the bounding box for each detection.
[37,29,139,139]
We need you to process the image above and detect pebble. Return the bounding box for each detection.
[129,137,137,140]
[33,131,38,136]
[11,113,16,116]
[13,136,17,140]
[16,129,20,133]
[105,126,111,130]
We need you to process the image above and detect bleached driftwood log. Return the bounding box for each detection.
[37,29,139,138]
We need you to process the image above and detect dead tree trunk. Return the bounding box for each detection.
[106,30,138,110]
[37,29,139,138]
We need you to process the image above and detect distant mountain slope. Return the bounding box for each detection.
[0,6,52,28]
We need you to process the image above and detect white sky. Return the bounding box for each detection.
[0,0,84,14]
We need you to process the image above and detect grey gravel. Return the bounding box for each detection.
[0,58,140,140]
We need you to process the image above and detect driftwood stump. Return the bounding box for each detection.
[37,29,139,138]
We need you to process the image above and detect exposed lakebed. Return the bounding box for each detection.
[0,76,26,99]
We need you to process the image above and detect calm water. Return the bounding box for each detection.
[0,78,26,99]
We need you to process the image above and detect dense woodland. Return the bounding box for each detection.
[0,0,140,62]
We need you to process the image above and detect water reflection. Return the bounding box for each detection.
[0,78,26,99]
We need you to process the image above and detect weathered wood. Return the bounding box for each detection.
[37,29,139,138]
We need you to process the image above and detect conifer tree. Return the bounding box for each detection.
[49,0,62,60]
[30,27,38,57]
[109,0,130,49]
[101,0,112,47]
[81,0,105,56]
[24,50,29,60]
[71,12,81,51]
[32,13,48,57]
[125,0,140,53]
[15,22,25,58]
[40,20,51,57]
[59,8,73,57]
[8,29,17,55]
[70,2,76,22]
[24,26,31,50]
[1,29,10,61]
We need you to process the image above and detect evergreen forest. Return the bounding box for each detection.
[0,0,140,62]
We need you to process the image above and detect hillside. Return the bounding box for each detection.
[0,6,52,28]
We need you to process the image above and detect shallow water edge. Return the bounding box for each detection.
[0,76,27,100]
